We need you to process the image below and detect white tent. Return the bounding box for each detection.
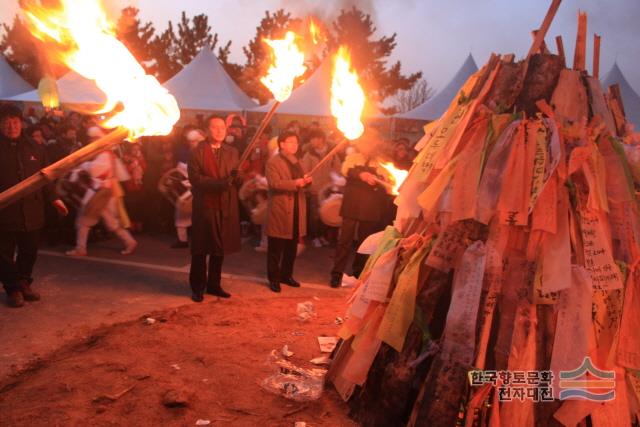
[396,54,478,121]
[163,48,256,111]
[8,71,106,105]
[0,55,34,99]
[602,61,640,128]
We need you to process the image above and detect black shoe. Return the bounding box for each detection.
[330,274,341,288]
[191,293,203,303]
[170,241,189,249]
[207,287,231,298]
[281,277,300,287]
[19,280,40,301]
[7,290,24,308]
[269,281,281,293]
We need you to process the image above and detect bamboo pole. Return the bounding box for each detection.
[608,84,627,135]
[0,127,128,211]
[307,138,348,176]
[527,0,563,59]
[238,101,280,167]
[573,11,587,70]
[609,84,626,116]
[555,35,566,68]
[593,33,601,79]
[469,53,500,100]
[531,30,550,55]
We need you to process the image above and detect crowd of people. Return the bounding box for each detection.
[0,103,416,307]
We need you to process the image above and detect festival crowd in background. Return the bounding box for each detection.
[0,103,416,307]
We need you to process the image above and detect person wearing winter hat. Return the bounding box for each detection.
[0,104,69,308]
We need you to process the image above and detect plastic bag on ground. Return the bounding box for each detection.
[260,350,326,401]
[296,301,316,322]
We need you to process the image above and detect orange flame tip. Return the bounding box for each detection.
[22,0,180,139]
[380,162,409,196]
[260,31,307,103]
[331,46,365,141]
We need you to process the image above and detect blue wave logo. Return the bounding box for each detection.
[558,357,615,401]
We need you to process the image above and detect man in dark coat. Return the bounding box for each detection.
[330,129,389,287]
[187,115,241,302]
[0,104,68,308]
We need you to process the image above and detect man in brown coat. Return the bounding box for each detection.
[187,116,241,302]
[265,131,312,293]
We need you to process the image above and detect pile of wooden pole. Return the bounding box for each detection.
[327,1,640,425]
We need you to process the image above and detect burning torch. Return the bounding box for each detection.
[307,46,366,176]
[238,31,307,167]
[0,0,180,211]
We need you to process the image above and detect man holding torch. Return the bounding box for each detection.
[265,131,312,292]
[0,0,181,307]
[187,115,242,302]
[0,104,68,308]
[330,129,388,287]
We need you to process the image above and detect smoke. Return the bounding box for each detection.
[277,0,378,25]
[103,0,138,23]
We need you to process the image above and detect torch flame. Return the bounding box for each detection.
[21,0,179,139]
[380,162,409,196]
[309,19,323,45]
[331,46,365,141]
[260,31,307,102]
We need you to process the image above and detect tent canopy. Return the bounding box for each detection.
[395,54,478,121]
[9,50,256,111]
[602,61,640,128]
[163,48,256,111]
[8,71,106,105]
[0,55,34,100]
[253,59,333,116]
[252,58,380,118]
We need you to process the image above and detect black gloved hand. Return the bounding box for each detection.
[228,170,243,187]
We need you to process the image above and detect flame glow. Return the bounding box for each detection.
[37,76,59,109]
[21,0,180,139]
[260,31,307,102]
[309,19,322,45]
[331,46,365,141]
[380,162,409,196]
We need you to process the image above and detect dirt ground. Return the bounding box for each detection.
[0,291,358,426]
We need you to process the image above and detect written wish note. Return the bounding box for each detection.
[579,209,623,291]
[550,266,593,392]
[440,241,487,365]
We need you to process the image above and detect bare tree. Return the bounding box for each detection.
[392,78,434,114]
